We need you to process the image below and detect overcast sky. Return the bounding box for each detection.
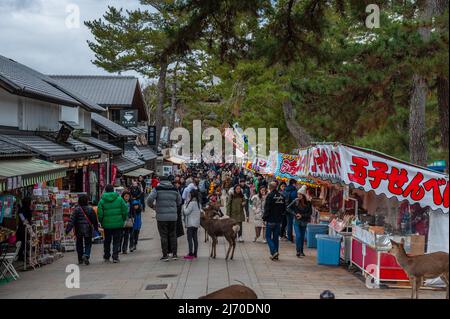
[0,0,150,84]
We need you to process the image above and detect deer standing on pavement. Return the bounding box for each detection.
[201,207,239,260]
[199,284,258,299]
[389,239,449,299]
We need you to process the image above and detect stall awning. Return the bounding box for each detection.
[0,158,67,191]
[124,168,153,177]
[166,156,188,165]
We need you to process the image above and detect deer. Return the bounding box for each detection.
[199,284,258,299]
[201,207,240,260]
[202,205,225,243]
[389,239,449,299]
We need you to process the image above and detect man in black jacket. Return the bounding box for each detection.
[263,182,286,260]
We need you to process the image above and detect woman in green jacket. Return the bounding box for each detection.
[97,184,128,263]
[227,185,246,243]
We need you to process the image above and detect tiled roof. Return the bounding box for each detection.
[135,146,157,161]
[79,136,122,154]
[0,134,101,161]
[112,155,145,173]
[0,55,105,112]
[49,75,139,107]
[0,140,32,158]
[91,113,136,138]
[128,126,148,135]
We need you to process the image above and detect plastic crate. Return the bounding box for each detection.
[306,224,329,248]
[316,234,341,266]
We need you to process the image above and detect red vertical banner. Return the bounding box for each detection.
[111,165,118,186]
[83,166,88,193]
[99,163,106,190]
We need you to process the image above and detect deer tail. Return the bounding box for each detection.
[232,224,240,237]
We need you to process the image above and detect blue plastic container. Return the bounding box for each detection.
[306,224,329,248]
[316,234,341,266]
[319,220,329,225]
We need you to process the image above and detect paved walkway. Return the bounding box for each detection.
[0,209,445,299]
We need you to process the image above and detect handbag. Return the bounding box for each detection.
[123,217,134,228]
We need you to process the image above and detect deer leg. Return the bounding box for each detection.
[225,238,232,260]
[212,237,217,259]
[230,240,236,260]
[415,276,422,299]
[410,277,416,299]
[440,273,449,299]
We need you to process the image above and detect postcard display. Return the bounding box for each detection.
[28,187,83,265]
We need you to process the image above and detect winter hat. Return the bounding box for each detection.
[298,185,308,195]
[132,199,141,206]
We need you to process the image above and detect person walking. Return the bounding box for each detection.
[278,182,288,240]
[168,180,185,255]
[227,185,246,242]
[251,186,267,243]
[65,195,99,265]
[239,178,251,222]
[121,191,133,254]
[183,189,202,259]
[283,179,298,242]
[130,199,142,252]
[263,182,286,261]
[97,185,129,263]
[147,176,181,261]
[287,186,312,257]
[138,175,147,211]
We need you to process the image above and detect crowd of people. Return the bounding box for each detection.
[60,162,314,265]
[147,163,314,262]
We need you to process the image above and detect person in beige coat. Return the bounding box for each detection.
[251,186,267,243]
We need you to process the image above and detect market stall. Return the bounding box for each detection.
[301,143,448,286]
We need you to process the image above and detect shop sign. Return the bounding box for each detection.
[275,153,303,179]
[148,126,157,146]
[120,109,138,127]
[339,145,449,213]
[307,144,342,181]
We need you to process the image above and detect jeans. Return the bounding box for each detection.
[286,214,294,241]
[76,236,92,261]
[293,223,307,253]
[186,227,198,257]
[103,228,122,260]
[265,222,281,256]
[122,228,132,252]
[157,221,177,257]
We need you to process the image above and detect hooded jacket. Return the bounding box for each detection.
[97,192,129,229]
[284,185,298,206]
[147,180,181,222]
[65,206,99,237]
[263,190,286,223]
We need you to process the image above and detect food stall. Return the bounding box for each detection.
[300,143,448,287]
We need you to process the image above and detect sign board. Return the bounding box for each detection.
[120,110,138,127]
[148,125,157,146]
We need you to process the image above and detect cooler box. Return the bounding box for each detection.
[306,224,329,248]
[316,234,341,266]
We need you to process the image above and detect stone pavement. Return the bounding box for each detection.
[0,208,445,299]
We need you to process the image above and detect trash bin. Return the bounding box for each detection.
[316,234,341,266]
[306,224,329,248]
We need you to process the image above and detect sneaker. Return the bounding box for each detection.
[253,237,258,243]
[238,237,244,243]
[273,252,279,260]
[103,258,110,263]
[296,252,301,258]
[184,255,194,260]
[262,239,267,244]
[113,259,120,263]
[300,252,306,257]
[78,260,84,265]
[172,255,178,260]
[122,250,128,254]
[83,256,90,265]
[160,256,169,262]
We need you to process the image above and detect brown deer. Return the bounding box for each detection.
[199,284,258,299]
[202,205,224,243]
[389,239,449,299]
[201,207,240,260]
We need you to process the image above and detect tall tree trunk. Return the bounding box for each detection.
[170,63,178,131]
[408,0,436,166]
[282,98,312,148]
[156,57,168,147]
[437,76,449,168]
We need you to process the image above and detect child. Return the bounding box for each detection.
[130,199,142,252]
